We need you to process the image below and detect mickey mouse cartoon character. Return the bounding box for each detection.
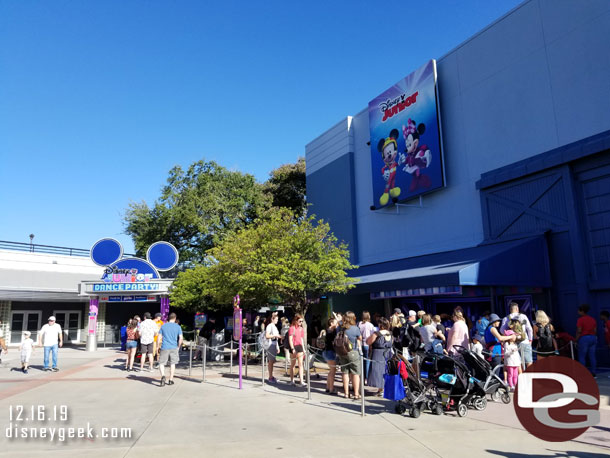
[377,128,401,206]
[401,119,432,192]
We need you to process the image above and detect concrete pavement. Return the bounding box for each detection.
[0,346,607,457]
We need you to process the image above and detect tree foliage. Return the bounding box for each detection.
[124,160,270,263]
[170,207,357,314]
[263,157,306,218]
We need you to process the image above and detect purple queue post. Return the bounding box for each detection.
[233,295,242,390]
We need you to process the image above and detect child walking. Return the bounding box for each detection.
[20,331,35,374]
[503,329,521,390]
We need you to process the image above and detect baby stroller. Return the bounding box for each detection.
[452,345,511,404]
[393,354,443,418]
[419,353,487,417]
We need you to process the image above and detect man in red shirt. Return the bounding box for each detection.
[575,304,597,377]
[601,310,610,354]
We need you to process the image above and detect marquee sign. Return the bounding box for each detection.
[81,238,178,297]
[368,59,445,209]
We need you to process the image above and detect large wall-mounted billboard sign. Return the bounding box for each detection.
[368,59,445,209]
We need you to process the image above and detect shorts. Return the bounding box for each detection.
[126,340,138,349]
[159,348,180,365]
[520,342,533,364]
[21,351,31,363]
[323,350,336,362]
[267,344,278,361]
[291,344,304,355]
[140,342,154,354]
[338,350,361,375]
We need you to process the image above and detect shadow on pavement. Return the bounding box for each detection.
[486,450,609,458]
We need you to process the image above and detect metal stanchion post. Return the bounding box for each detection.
[306,346,311,401]
[261,346,266,386]
[230,339,234,375]
[245,343,249,378]
[570,340,575,360]
[189,342,193,376]
[520,344,526,371]
[360,351,365,417]
[203,343,207,382]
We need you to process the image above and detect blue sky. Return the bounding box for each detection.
[0,0,523,253]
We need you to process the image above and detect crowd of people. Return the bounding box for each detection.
[307,302,607,399]
[120,312,183,387]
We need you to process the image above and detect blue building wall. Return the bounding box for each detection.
[306,0,610,363]
[306,0,610,267]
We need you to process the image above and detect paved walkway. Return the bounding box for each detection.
[0,347,608,457]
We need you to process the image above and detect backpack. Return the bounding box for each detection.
[333,330,353,356]
[258,331,271,351]
[537,324,553,350]
[397,323,421,353]
[316,330,326,350]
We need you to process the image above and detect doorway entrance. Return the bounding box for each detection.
[10,311,41,344]
[53,310,82,344]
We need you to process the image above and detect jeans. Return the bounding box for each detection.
[578,335,597,375]
[491,354,503,380]
[44,344,58,369]
[362,345,370,380]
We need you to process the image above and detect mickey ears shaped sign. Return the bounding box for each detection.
[91,238,179,281]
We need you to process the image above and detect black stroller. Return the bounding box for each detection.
[419,353,487,417]
[393,353,443,418]
[452,345,511,404]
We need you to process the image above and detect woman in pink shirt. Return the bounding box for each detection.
[447,311,470,355]
[288,315,305,386]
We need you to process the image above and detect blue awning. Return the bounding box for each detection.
[352,236,551,293]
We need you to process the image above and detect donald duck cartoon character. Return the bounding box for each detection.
[377,128,401,206]
[401,119,432,192]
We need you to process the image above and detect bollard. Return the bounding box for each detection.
[203,343,207,382]
[189,342,193,376]
[230,339,234,375]
[360,351,365,417]
[306,346,311,401]
[570,340,575,360]
[262,346,266,387]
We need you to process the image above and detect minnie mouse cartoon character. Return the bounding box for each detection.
[377,128,401,206]
[401,119,432,192]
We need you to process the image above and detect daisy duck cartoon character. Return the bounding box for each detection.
[377,128,401,206]
[401,119,432,192]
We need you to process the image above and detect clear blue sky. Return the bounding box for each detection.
[0,0,523,253]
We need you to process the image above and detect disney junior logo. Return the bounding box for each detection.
[514,356,600,442]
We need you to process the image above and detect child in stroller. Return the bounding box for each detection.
[452,345,511,404]
[393,353,444,418]
[419,352,487,417]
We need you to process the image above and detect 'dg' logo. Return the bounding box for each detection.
[514,356,600,441]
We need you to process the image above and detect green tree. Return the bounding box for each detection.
[170,207,357,315]
[124,160,270,264]
[263,157,306,217]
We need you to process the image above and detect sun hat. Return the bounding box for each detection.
[488,313,501,324]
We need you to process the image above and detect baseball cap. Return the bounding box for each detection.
[408,310,417,317]
[48,316,56,321]
[23,330,31,337]
[393,308,402,314]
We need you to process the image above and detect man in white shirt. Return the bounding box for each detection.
[500,302,533,368]
[38,316,63,372]
[139,312,158,371]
